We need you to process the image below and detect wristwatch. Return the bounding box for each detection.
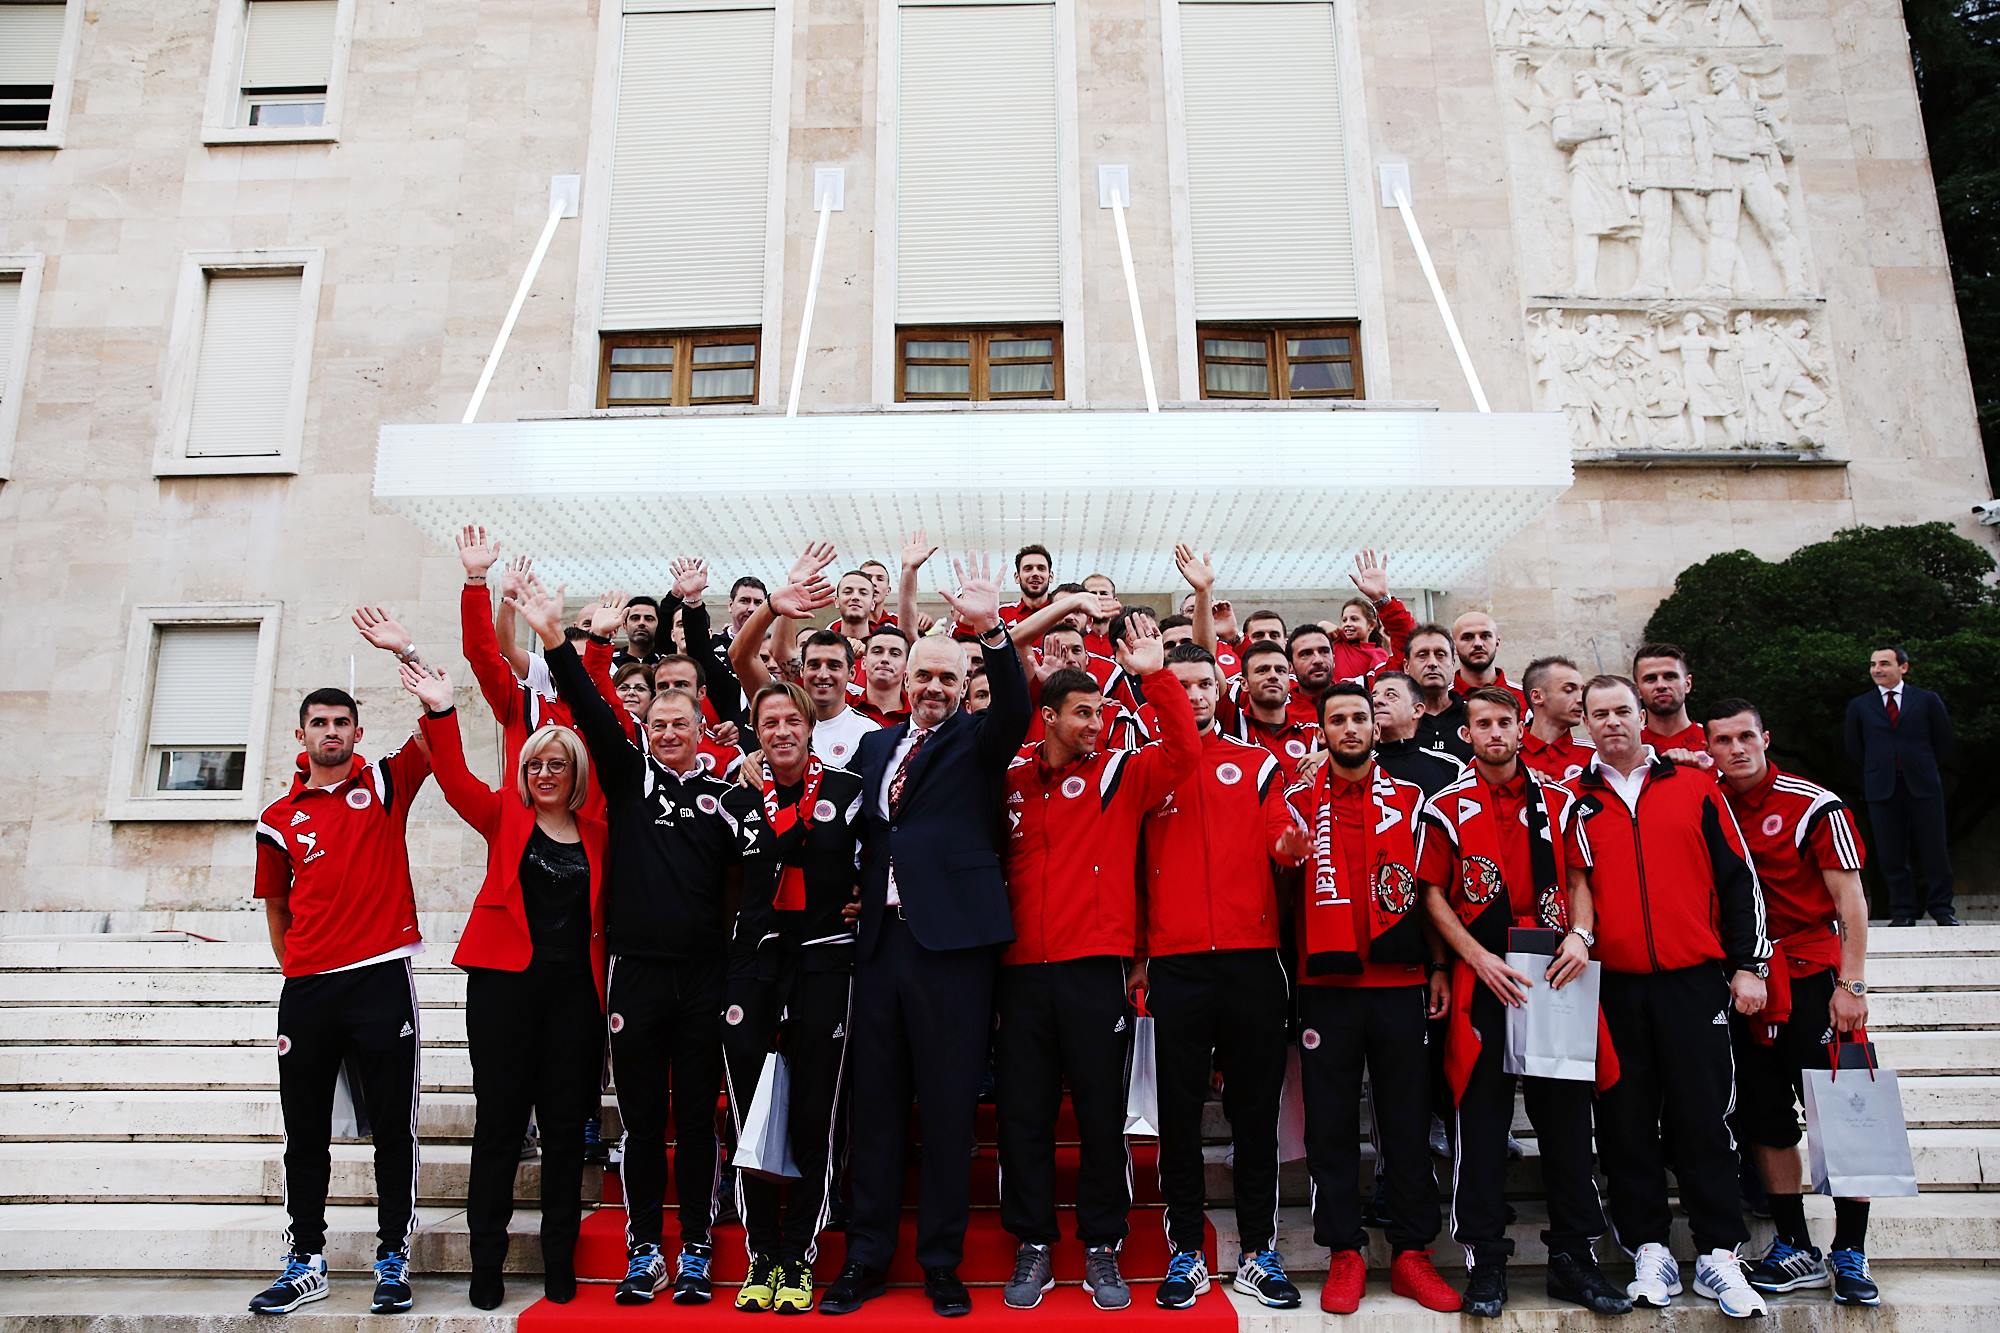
[1566,927,1595,949]
[1835,977,1868,997]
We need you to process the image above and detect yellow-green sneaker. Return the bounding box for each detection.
[772,1259,814,1315]
[736,1254,778,1312]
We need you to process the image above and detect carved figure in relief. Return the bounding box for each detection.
[1740,315,1831,436]
[1492,0,1779,45]
[1548,68,1642,291]
[1527,308,1596,440]
[1653,311,1744,447]
[1705,0,1775,46]
[1624,61,1714,298]
[1696,63,1804,294]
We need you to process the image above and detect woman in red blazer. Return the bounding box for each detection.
[402,665,607,1311]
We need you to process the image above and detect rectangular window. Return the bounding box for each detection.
[1197,322,1362,400]
[237,0,336,127]
[0,257,38,478]
[599,330,760,408]
[896,326,1062,402]
[0,2,67,134]
[145,625,260,795]
[187,270,306,457]
[1179,2,1356,320]
[896,2,1060,323]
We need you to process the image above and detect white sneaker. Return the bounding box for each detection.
[1694,1249,1769,1319]
[1627,1242,1683,1308]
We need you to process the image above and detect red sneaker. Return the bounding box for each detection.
[1320,1250,1366,1314]
[1390,1249,1462,1312]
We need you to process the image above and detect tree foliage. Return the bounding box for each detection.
[1644,523,1997,845]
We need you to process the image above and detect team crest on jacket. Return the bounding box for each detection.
[345,787,371,809]
[1061,776,1087,799]
[726,1004,745,1026]
[1300,1028,1320,1050]
[608,1013,624,1033]
[1375,861,1418,915]
[276,1034,291,1056]
[697,752,717,772]
[1762,812,1785,836]
[1460,854,1505,905]
[814,799,837,821]
[1285,739,1307,758]
[696,793,720,815]
[1215,762,1243,786]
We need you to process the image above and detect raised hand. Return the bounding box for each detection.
[399,662,453,712]
[670,557,710,603]
[1274,824,1311,864]
[1174,543,1215,594]
[938,552,1002,635]
[580,590,627,637]
[787,541,838,588]
[1115,611,1165,677]
[901,528,939,573]
[456,525,500,578]
[506,574,569,649]
[1349,548,1390,603]
[498,553,533,599]
[352,606,414,657]
[914,612,937,635]
[771,577,835,620]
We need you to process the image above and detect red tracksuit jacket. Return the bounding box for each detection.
[1140,728,1291,957]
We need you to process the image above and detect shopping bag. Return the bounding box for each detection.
[1502,951,1600,1082]
[331,1057,371,1139]
[1125,1013,1159,1137]
[1276,1045,1307,1163]
[733,1052,800,1180]
[1803,1035,1918,1198]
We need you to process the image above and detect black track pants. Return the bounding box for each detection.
[607,954,725,1253]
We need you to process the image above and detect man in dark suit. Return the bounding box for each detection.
[1845,645,1956,926]
[822,550,1031,1318]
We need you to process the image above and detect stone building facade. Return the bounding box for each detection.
[0,0,1986,917]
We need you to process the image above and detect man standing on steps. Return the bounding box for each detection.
[1707,699,1881,1308]
[823,553,1030,1319]
[1845,645,1957,926]
[1520,655,1594,783]
[1370,670,1465,797]
[1407,624,1473,763]
[249,676,432,1317]
[1634,643,1706,756]
[995,618,1199,1313]
[1567,675,1771,1319]
[1450,613,1528,715]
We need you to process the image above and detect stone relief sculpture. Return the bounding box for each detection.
[1527,306,1832,450]
[1492,0,1776,47]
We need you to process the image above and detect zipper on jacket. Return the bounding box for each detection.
[1629,782,1661,972]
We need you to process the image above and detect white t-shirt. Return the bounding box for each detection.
[813,706,879,771]
[1591,746,1657,815]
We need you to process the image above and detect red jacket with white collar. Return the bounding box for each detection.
[1002,669,1201,965]
[1140,728,1290,957]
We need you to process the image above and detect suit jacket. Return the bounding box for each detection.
[854,636,1031,957]
[1845,684,1953,802]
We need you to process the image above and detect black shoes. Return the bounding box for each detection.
[468,1267,504,1311]
[820,1261,887,1315]
[1889,918,1916,927]
[924,1266,972,1317]
[1548,1250,1635,1314]
[369,1251,413,1314]
[1463,1262,1507,1317]
[1934,912,1963,926]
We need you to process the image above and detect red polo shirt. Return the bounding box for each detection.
[1288,773,1426,990]
[1521,729,1594,785]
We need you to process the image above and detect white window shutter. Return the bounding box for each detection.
[0,3,66,84]
[148,625,260,749]
[186,272,303,458]
[1180,2,1356,319]
[0,277,19,405]
[240,0,337,90]
[602,8,776,329]
[896,4,1060,323]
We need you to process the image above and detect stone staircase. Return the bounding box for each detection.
[0,916,1996,1327]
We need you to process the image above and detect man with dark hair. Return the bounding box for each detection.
[248,678,431,1317]
[1081,573,1121,655]
[831,570,876,647]
[1634,642,1704,754]
[996,619,1198,1312]
[1276,684,1460,1316]
[1418,686,1628,1318]
[1225,639,1320,788]
[730,568,880,770]
[1286,624,1338,724]
[1845,646,1956,926]
[1159,613,1195,649]
[1707,698,1879,1307]
[853,627,912,726]
[1371,670,1464,796]
[1242,610,1286,646]
[1141,642,1301,1311]
[1406,624,1472,763]
[1173,545,1242,680]
[1449,613,1527,713]
[616,595,662,668]
[1521,655,1593,783]
[858,559,895,628]
[1569,675,1770,1317]
[1007,544,1056,625]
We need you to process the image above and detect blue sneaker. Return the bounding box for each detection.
[1155,1250,1210,1309]
[370,1250,413,1313]
[582,1116,609,1165]
[1830,1248,1880,1306]
[615,1244,668,1305]
[1233,1249,1301,1308]
[1744,1236,1828,1293]
[247,1252,329,1314]
[672,1241,715,1304]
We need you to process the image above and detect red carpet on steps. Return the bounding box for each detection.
[518,1279,1239,1329]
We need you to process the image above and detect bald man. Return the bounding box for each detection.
[1451,612,1528,715]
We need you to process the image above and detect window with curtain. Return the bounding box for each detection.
[0,2,67,132]
[896,326,1062,402]
[599,329,760,407]
[237,0,337,127]
[145,624,260,794]
[1197,322,1362,400]
[186,270,306,457]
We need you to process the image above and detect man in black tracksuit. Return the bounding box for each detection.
[539,621,765,1308]
[722,682,866,1314]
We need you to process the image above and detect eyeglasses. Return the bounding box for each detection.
[524,759,571,776]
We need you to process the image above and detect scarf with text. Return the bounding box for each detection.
[760,756,825,911]
[1301,764,1425,975]
[1439,770,1566,950]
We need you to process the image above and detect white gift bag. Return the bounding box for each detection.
[1803,1042,1918,1198]
[1502,952,1600,1083]
[733,1052,800,1180]
[1124,1014,1159,1137]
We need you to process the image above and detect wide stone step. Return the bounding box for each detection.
[0,1006,472,1047]
[1868,955,2000,991]
[0,941,457,973]
[0,911,469,944]
[0,1045,479,1092]
[0,1091,502,1143]
[1869,989,2000,1031]
[1864,922,2000,955]
[1871,1030,2000,1075]
[0,971,467,1008]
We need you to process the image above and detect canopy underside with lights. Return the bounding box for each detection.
[373,409,1573,594]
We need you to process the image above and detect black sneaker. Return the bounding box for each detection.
[1830,1248,1881,1306]
[582,1116,609,1166]
[615,1244,667,1305]
[247,1252,329,1314]
[672,1241,714,1304]
[370,1251,412,1314]
[820,1261,887,1315]
[1463,1262,1507,1317]
[923,1265,972,1317]
[1547,1250,1633,1315]
[1745,1236,1828,1293]
[1231,1249,1300,1309]
[1156,1250,1211,1309]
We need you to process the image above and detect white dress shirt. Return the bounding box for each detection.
[877,725,934,906]
[1591,746,1657,816]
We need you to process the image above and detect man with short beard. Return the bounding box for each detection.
[1006,544,1056,624]
[1225,639,1320,787]
[1634,642,1704,754]
[1285,624,1339,724]
[1450,612,1527,714]
[1370,671,1464,797]
[1521,656,1594,783]
[1241,610,1286,647]
[615,595,663,669]
[1081,573,1120,655]
[858,560,896,628]
[729,580,879,770]
[1406,625,1472,763]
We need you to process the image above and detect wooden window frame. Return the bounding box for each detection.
[598,329,761,408]
[1196,321,1364,402]
[895,325,1063,403]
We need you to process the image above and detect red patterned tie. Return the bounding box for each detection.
[1886,692,1900,727]
[887,728,931,817]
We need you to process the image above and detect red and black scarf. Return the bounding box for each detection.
[1300,765,1425,975]
[760,757,824,911]
[1441,772,1567,952]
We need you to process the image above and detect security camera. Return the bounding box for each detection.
[1975,501,2000,528]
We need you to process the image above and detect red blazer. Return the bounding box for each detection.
[421,710,609,1007]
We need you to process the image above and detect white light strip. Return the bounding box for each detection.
[463,199,568,425]
[1391,186,1490,414]
[787,198,834,418]
[1105,179,1159,414]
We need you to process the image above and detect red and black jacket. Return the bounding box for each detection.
[1140,729,1291,957]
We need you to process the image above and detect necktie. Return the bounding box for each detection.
[888,728,931,817]
[1886,691,1900,726]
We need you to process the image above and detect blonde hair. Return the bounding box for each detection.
[515,725,590,813]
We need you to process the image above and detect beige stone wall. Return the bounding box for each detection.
[0,0,1987,915]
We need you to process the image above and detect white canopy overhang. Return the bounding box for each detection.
[373,407,1572,594]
